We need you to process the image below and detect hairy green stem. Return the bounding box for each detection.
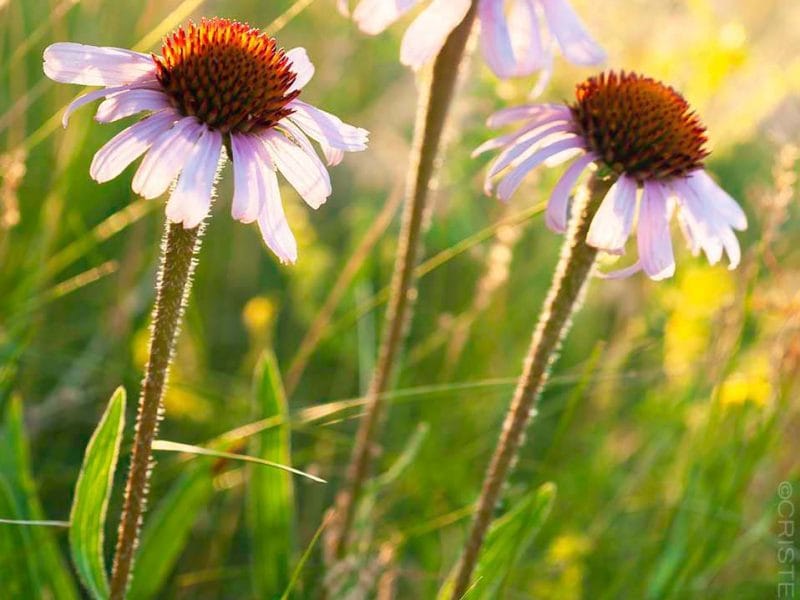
[448,174,614,599]
[110,221,204,599]
[326,4,478,561]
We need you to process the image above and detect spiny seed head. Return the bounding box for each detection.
[570,71,709,182]
[154,18,300,134]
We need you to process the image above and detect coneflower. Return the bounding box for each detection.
[44,18,368,263]
[448,71,747,598]
[340,0,605,77]
[477,71,747,278]
[44,18,367,598]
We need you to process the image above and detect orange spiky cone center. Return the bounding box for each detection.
[571,71,709,182]
[154,18,300,134]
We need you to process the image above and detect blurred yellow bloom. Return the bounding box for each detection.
[719,357,772,408]
[662,265,735,377]
[242,295,277,337]
[531,533,591,599]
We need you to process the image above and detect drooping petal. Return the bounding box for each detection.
[686,169,747,230]
[95,88,171,123]
[671,178,723,264]
[478,0,518,78]
[538,0,605,65]
[261,130,332,209]
[43,42,156,86]
[545,151,595,232]
[61,84,131,127]
[400,0,471,70]
[165,127,223,228]
[495,137,585,201]
[286,100,369,152]
[286,48,315,92]
[322,145,346,166]
[133,116,204,199]
[473,109,571,156]
[480,0,545,78]
[586,175,638,253]
[354,0,420,35]
[230,133,264,223]
[637,181,675,280]
[486,103,570,128]
[506,0,546,76]
[595,260,643,279]
[250,139,299,263]
[89,109,178,183]
[485,122,575,181]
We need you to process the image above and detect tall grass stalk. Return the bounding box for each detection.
[326,3,479,560]
[448,173,614,598]
[109,221,205,599]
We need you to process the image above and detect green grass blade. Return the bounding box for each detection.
[0,396,78,599]
[0,476,39,598]
[249,351,296,598]
[439,482,556,600]
[127,462,215,600]
[69,387,126,600]
[280,513,332,600]
[151,440,325,483]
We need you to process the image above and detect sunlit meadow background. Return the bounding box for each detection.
[1,0,800,597]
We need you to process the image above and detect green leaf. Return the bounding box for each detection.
[249,351,295,599]
[127,462,214,600]
[439,482,556,600]
[69,387,126,600]
[0,396,78,599]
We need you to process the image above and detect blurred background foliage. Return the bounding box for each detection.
[1,0,799,597]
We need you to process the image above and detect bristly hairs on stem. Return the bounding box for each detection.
[447,172,615,599]
[109,217,207,599]
[324,1,480,565]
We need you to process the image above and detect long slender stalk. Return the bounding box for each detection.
[110,220,204,599]
[326,4,478,560]
[448,173,614,599]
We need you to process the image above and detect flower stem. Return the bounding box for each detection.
[448,173,614,599]
[110,220,204,599]
[326,3,478,561]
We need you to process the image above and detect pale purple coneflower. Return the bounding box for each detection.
[476,70,747,280]
[43,18,368,264]
[448,72,748,598]
[339,0,604,79]
[43,19,368,598]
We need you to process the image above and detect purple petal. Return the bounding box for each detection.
[133,117,203,199]
[545,151,595,233]
[586,175,638,253]
[596,260,643,279]
[539,0,606,65]
[250,139,299,263]
[496,137,585,201]
[473,109,571,157]
[261,130,332,209]
[400,0,471,70]
[230,133,265,223]
[95,88,171,123]
[286,48,315,92]
[486,103,570,128]
[287,100,369,152]
[354,0,420,35]
[165,127,223,228]
[637,181,675,280]
[43,42,156,86]
[485,122,575,181]
[686,169,747,230]
[89,109,178,183]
